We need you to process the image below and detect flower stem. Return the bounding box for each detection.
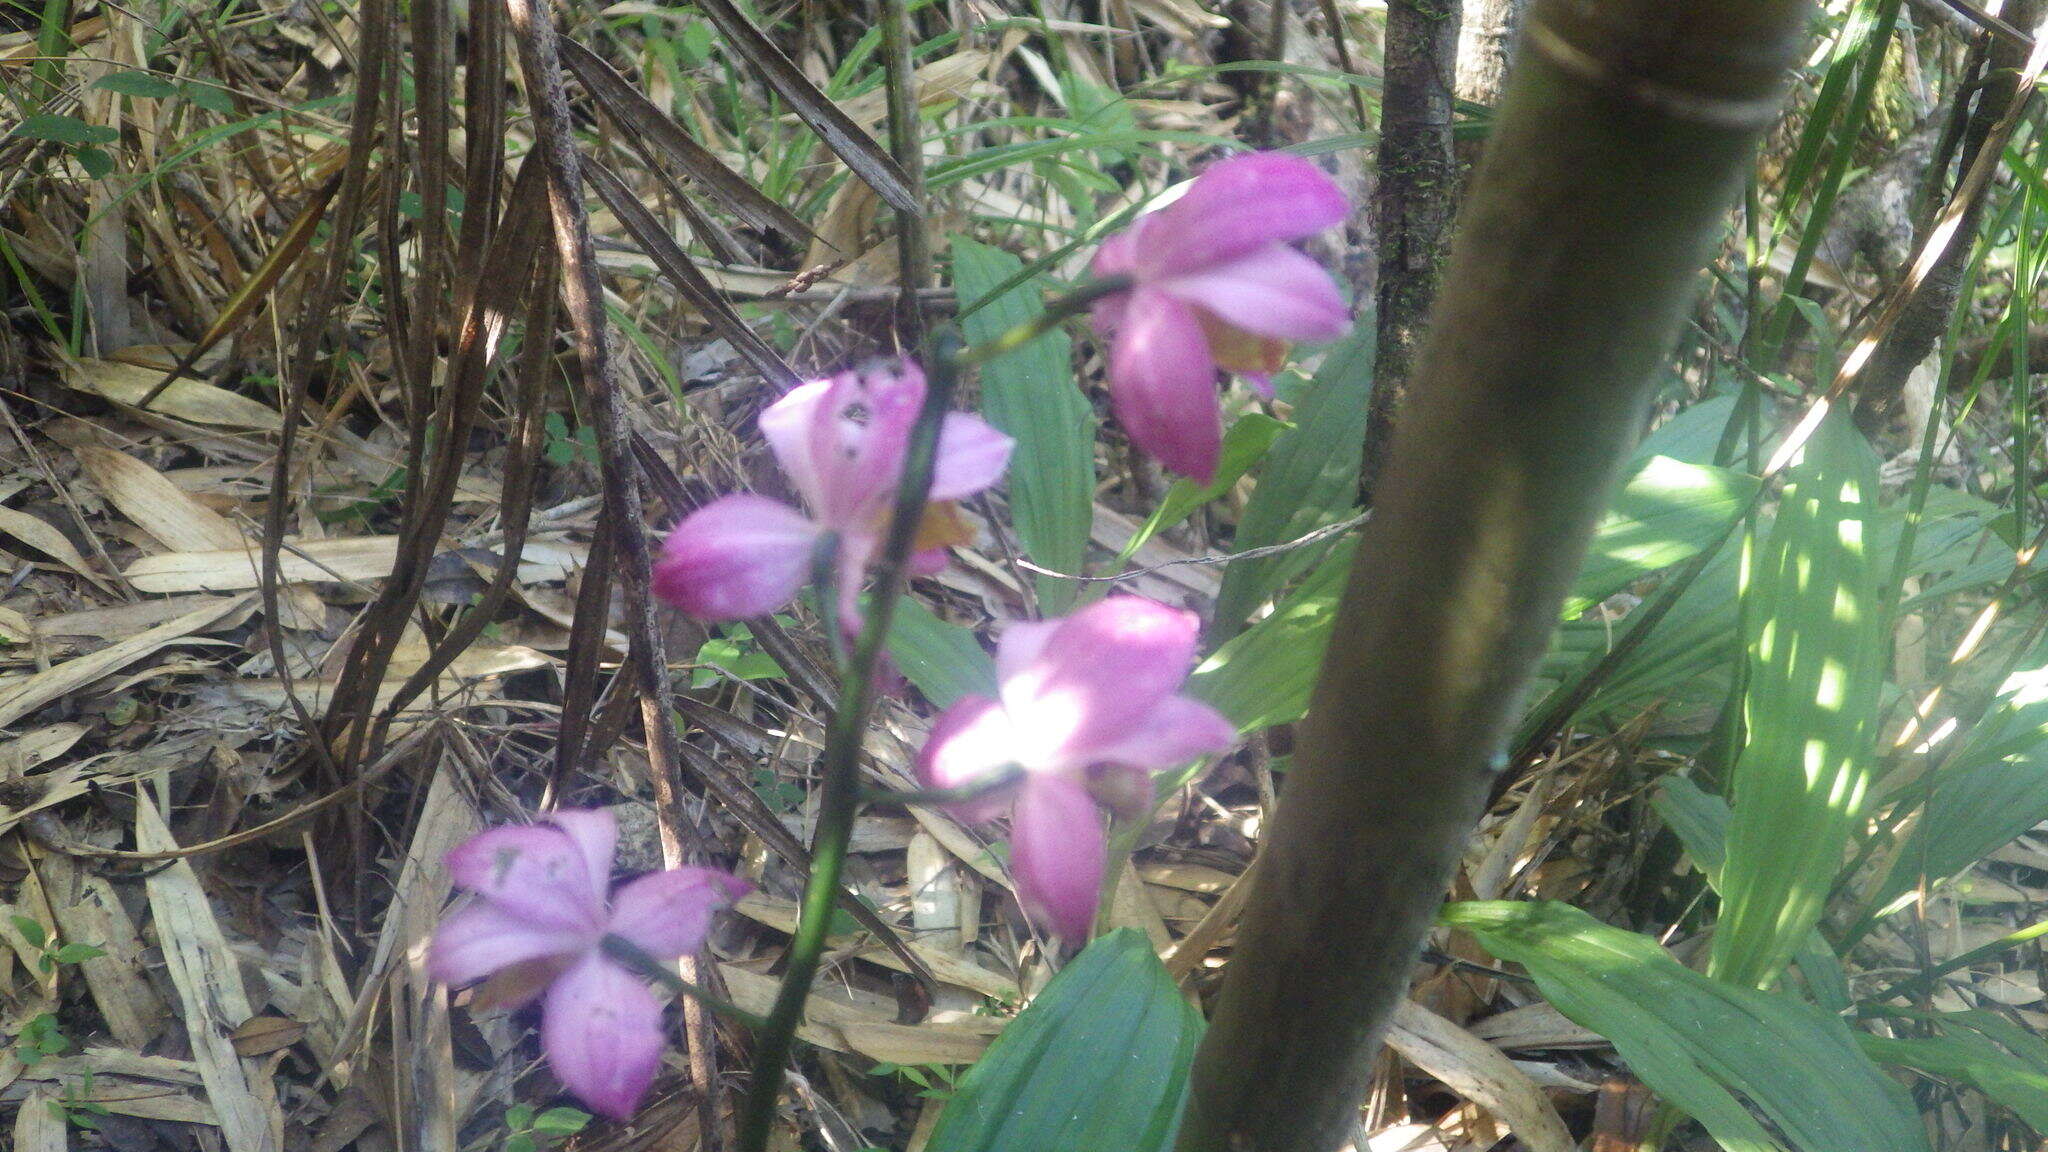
[599,935,769,1031]
[810,531,847,667]
[734,333,966,1152]
[949,275,1132,368]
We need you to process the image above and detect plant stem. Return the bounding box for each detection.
[734,336,965,1152]
[950,276,1132,367]
[600,935,769,1031]
[881,0,929,347]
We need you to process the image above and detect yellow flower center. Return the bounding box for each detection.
[1196,311,1288,375]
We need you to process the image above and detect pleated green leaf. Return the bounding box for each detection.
[1188,547,1350,731]
[888,596,998,708]
[1713,410,1883,990]
[1877,634,2048,904]
[1562,455,1759,619]
[952,239,1096,613]
[1190,454,1750,736]
[1211,324,1375,634]
[1443,901,1928,1152]
[925,930,1202,1152]
[1650,776,1850,1011]
[1863,1033,2048,1130]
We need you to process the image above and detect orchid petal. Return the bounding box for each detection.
[445,824,605,933]
[606,868,752,961]
[1161,244,1351,342]
[1088,695,1239,772]
[831,529,880,642]
[929,413,1014,501]
[653,495,820,621]
[757,379,834,509]
[907,547,950,576]
[916,694,1024,824]
[427,902,587,988]
[1108,289,1222,481]
[1002,596,1205,770]
[1089,229,1139,280]
[993,620,1060,683]
[543,809,619,907]
[1142,153,1350,277]
[810,364,926,527]
[1008,775,1107,940]
[541,955,667,1120]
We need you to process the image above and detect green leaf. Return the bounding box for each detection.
[504,1135,536,1152]
[1190,450,1753,735]
[1443,900,1929,1152]
[888,595,999,708]
[1876,632,2048,905]
[12,915,48,948]
[15,114,119,145]
[1561,455,1758,618]
[1120,413,1288,562]
[690,629,784,690]
[1633,394,1742,468]
[1189,547,1349,731]
[92,71,179,98]
[178,82,237,115]
[1649,777,1849,1011]
[925,930,1202,1152]
[531,1107,590,1135]
[1863,1033,2048,1130]
[1713,411,1883,989]
[505,1104,534,1130]
[51,942,106,965]
[73,147,113,179]
[952,239,1096,612]
[1212,323,1374,634]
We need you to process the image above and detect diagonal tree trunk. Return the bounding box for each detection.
[1361,0,1462,498]
[1852,0,2040,422]
[1174,2,1815,1150]
[1454,0,1530,109]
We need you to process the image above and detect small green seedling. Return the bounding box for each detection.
[503,1103,592,1152]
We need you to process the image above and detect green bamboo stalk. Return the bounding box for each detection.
[1174,2,1813,1149]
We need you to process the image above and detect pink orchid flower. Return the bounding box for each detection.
[653,361,1013,631]
[915,597,1237,938]
[428,809,750,1119]
[1090,152,1352,481]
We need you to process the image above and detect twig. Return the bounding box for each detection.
[1016,511,1371,583]
[503,3,723,1146]
[882,0,929,348]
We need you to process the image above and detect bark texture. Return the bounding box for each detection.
[1854,0,2039,421]
[1173,2,1813,1149]
[1454,0,1529,107]
[1362,0,1462,497]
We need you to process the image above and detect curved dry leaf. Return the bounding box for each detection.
[124,537,401,592]
[11,1087,66,1152]
[1386,1000,1576,1152]
[230,1015,308,1057]
[137,797,282,1152]
[0,596,249,728]
[76,445,244,552]
[62,357,283,431]
[0,506,118,595]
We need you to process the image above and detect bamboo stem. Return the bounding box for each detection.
[1174,2,1814,1148]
